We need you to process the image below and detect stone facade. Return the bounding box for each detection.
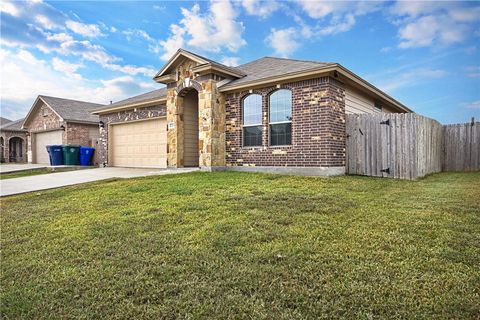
[224,76,346,168]
[0,130,28,163]
[165,60,225,169]
[98,104,167,166]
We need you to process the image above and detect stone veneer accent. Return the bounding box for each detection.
[224,76,346,168]
[98,104,167,166]
[166,59,225,168]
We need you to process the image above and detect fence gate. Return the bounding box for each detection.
[346,113,394,178]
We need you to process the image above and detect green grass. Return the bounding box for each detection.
[1,171,479,319]
[0,168,80,180]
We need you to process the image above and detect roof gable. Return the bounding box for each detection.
[153,48,245,83]
[23,95,103,128]
[153,49,209,80]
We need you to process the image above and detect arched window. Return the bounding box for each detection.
[242,94,262,147]
[269,89,292,145]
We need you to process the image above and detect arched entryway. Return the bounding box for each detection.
[181,89,199,167]
[9,137,25,162]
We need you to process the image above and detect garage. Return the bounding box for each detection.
[110,118,167,168]
[34,130,63,164]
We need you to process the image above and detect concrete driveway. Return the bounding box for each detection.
[1,167,199,197]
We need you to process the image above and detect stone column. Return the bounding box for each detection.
[198,80,225,169]
[166,88,184,167]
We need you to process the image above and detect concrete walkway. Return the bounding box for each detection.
[1,167,199,197]
[0,163,47,173]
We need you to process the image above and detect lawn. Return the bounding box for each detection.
[1,171,479,319]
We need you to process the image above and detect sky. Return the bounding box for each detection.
[1,0,479,124]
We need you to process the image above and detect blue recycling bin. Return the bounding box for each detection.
[79,146,95,166]
[46,145,64,166]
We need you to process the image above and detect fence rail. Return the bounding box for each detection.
[346,113,479,180]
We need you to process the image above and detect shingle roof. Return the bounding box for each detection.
[40,95,103,123]
[93,88,167,112]
[0,117,12,126]
[220,57,333,89]
[0,118,26,132]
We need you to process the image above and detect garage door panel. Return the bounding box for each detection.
[35,130,63,164]
[111,118,167,168]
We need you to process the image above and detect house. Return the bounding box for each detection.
[0,117,12,126]
[1,118,27,163]
[22,95,103,164]
[92,49,412,175]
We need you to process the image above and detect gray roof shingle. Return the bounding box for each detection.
[40,95,103,123]
[93,88,167,112]
[0,118,26,131]
[221,57,333,89]
[0,117,12,126]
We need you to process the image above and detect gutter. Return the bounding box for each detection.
[91,98,167,115]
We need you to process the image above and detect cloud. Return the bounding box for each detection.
[376,68,448,92]
[157,24,185,61]
[241,0,280,18]
[266,27,300,58]
[398,15,466,48]
[220,56,240,67]
[66,20,103,38]
[0,48,158,119]
[123,28,154,42]
[298,0,382,19]
[465,66,480,78]
[390,2,479,49]
[158,0,246,60]
[460,100,480,110]
[103,63,157,77]
[51,57,83,79]
[0,1,20,16]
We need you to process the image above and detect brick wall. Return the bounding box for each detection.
[24,103,65,154]
[225,76,346,167]
[98,104,167,166]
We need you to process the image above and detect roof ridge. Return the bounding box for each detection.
[263,56,332,65]
[39,95,104,106]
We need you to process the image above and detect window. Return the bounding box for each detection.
[242,94,263,147]
[374,102,382,112]
[269,89,292,145]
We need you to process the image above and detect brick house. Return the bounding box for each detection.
[1,118,28,163]
[22,95,103,164]
[92,49,412,175]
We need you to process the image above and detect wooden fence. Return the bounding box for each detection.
[346,114,478,179]
[443,122,480,171]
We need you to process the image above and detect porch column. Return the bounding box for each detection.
[166,88,184,167]
[198,80,226,168]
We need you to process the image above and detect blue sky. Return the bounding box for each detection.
[1,0,479,124]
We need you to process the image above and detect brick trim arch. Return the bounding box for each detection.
[176,78,203,97]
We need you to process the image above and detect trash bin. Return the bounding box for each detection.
[62,145,80,165]
[79,146,95,166]
[46,145,64,166]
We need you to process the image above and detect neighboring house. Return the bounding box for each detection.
[0,118,27,163]
[22,95,103,164]
[92,49,412,175]
[0,117,12,126]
